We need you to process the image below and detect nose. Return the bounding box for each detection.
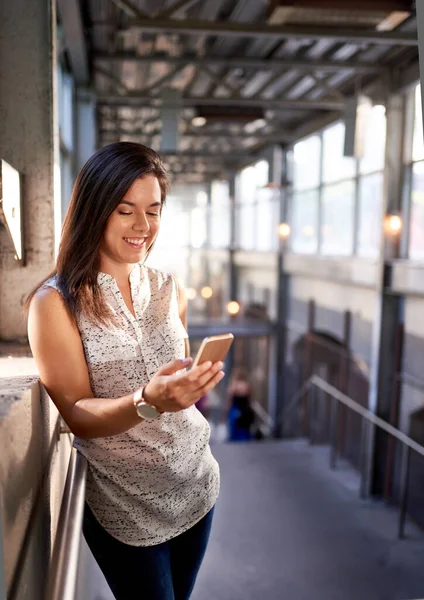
[133,212,150,234]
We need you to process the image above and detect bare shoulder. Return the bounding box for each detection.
[28,285,77,332]
[28,285,93,421]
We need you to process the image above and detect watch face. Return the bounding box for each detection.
[136,401,160,421]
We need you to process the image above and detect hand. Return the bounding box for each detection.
[143,358,225,413]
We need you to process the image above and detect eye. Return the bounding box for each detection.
[118,211,133,215]
[147,212,160,217]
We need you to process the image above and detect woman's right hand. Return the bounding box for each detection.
[143,358,225,413]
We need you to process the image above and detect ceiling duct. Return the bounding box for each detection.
[194,105,265,123]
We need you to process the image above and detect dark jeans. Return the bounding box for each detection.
[83,503,215,600]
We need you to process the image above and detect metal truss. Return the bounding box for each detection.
[97,94,344,111]
[94,53,385,75]
[122,18,418,46]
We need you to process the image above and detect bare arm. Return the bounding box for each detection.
[28,287,224,439]
[28,288,142,439]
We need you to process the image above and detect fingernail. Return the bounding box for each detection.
[182,357,191,365]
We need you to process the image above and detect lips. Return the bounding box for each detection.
[123,237,147,249]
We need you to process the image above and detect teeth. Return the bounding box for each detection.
[124,238,146,246]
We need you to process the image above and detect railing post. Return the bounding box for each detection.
[359,418,368,499]
[308,385,315,445]
[398,444,411,539]
[329,396,339,469]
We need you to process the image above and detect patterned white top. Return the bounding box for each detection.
[44,264,220,546]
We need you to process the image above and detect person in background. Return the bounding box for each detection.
[25,142,224,600]
[226,367,255,442]
[195,394,209,419]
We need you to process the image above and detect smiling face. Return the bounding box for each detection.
[99,175,162,273]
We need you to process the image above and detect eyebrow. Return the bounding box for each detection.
[119,200,162,208]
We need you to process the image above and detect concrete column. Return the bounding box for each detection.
[259,144,283,186]
[417,0,424,136]
[75,87,97,172]
[367,94,405,496]
[274,152,290,438]
[0,0,59,342]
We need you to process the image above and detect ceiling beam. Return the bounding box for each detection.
[276,0,413,10]
[94,53,385,74]
[57,0,89,85]
[108,0,149,19]
[96,94,344,110]
[123,18,418,46]
[99,129,292,140]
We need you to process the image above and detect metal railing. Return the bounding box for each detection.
[287,375,424,539]
[45,448,87,600]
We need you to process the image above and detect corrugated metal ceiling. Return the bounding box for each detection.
[77,0,419,182]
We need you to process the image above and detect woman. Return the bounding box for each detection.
[26,142,223,600]
[226,367,255,442]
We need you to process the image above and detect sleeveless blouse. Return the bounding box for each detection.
[44,264,220,546]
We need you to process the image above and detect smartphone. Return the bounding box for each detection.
[191,333,234,368]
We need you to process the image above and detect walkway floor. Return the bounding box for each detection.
[192,440,424,600]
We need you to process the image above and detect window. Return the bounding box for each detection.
[408,84,424,260]
[359,105,387,175]
[293,135,321,190]
[290,190,319,254]
[410,161,424,260]
[322,122,356,183]
[256,187,280,251]
[210,180,230,249]
[413,85,424,162]
[235,160,279,251]
[321,180,355,256]
[357,173,384,258]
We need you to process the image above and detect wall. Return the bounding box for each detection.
[0,359,71,600]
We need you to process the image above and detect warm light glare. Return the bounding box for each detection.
[186,287,197,300]
[302,225,314,237]
[385,214,402,234]
[201,286,213,299]
[278,223,291,238]
[192,116,207,127]
[227,301,240,316]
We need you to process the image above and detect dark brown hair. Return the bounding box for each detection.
[25,142,169,325]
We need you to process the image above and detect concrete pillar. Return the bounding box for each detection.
[259,144,283,186]
[0,0,59,342]
[417,0,424,136]
[367,94,405,496]
[75,88,97,172]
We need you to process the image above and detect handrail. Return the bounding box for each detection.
[45,449,87,600]
[284,375,424,538]
[309,375,424,460]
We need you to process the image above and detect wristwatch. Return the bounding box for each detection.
[133,386,161,421]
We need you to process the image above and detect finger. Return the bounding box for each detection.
[157,357,192,376]
[199,370,225,396]
[174,360,213,385]
[191,361,224,391]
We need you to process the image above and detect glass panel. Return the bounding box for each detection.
[409,160,424,260]
[359,105,387,175]
[211,204,231,249]
[256,187,279,251]
[255,160,269,188]
[238,165,258,204]
[321,180,355,255]
[357,172,384,258]
[322,122,356,183]
[290,189,319,254]
[413,85,424,162]
[237,204,256,250]
[190,207,207,249]
[293,135,321,190]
